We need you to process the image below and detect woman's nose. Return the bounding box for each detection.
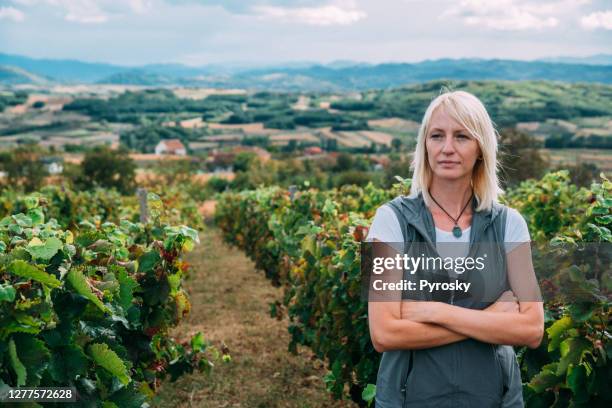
[442,135,455,154]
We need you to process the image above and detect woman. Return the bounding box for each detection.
[367,90,544,407]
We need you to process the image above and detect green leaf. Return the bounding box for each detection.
[567,303,595,322]
[12,333,50,385]
[556,337,591,376]
[9,260,61,288]
[13,213,32,228]
[28,208,44,226]
[567,364,588,403]
[8,337,27,386]
[88,343,130,385]
[117,269,138,311]
[362,383,376,406]
[179,225,200,244]
[191,332,206,353]
[107,382,147,408]
[66,269,108,313]
[0,321,41,338]
[78,220,96,230]
[0,284,16,302]
[24,195,39,210]
[138,250,160,273]
[167,273,181,295]
[546,315,572,352]
[529,363,560,393]
[567,265,583,282]
[49,345,88,383]
[26,237,63,261]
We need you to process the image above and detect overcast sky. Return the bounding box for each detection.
[0,0,611,66]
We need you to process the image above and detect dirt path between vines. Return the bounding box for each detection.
[153,226,358,408]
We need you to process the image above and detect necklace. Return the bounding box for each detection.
[428,189,474,238]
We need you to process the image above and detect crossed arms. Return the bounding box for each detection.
[367,239,545,352]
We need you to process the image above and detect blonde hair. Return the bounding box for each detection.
[409,90,503,212]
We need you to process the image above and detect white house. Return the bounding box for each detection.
[47,162,64,175]
[40,157,64,175]
[154,139,187,156]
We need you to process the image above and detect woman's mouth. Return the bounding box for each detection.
[438,161,459,166]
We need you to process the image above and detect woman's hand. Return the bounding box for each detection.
[486,290,520,314]
[401,290,519,324]
[400,300,443,323]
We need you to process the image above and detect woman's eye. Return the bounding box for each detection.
[430,134,441,139]
[456,134,468,139]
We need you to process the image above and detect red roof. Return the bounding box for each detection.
[304,146,323,155]
[161,139,185,150]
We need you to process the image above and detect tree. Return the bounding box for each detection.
[334,153,354,172]
[233,152,256,172]
[498,128,549,188]
[391,138,402,152]
[282,140,298,153]
[79,146,136,194]
[0,145,47,192]
[206,176,230,193]
[231,159,278,190]
[560,162,601,188]
[324,138,338,152]
[383,156,413,188]
[153,158,199,186]
[334,170,375,187]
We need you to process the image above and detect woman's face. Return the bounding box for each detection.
[425,106,481,182]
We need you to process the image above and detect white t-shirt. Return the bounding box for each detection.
[365,203,530,257]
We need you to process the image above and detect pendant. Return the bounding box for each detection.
[452,225,462,238]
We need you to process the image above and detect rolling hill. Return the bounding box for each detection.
[1,53,611,91]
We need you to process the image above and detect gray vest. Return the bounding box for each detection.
[373,193,524,408]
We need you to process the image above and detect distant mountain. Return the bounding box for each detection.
[0,53,322,83]
[537,54,612,66]
[1,53,611,91]
[97,69,176,85]
[325,60,372,69]
[0,53,125,83]
[0,65,52,85]
[228,58,612,91]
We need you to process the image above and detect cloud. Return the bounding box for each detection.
[6,0,153,24]
[55,0,109,24]
[441,0,591,31]
[0,6,25,22]
[9,0,36,6]
[252,0,366,26]
[125,0,153,14]
[166,1,324,14]
[580,10,612,30]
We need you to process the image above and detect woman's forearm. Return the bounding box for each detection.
[374,316,467,352]
[427,302,544,348]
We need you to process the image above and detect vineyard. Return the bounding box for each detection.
[0,186,221,407]
[2,3,612,405]
[214,171,611,407]
[0,169,609,407]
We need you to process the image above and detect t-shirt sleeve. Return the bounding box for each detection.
[504,208,531,253]
[365,204,404,243]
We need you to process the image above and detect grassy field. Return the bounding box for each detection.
[152,226,358,408]
[541,148,612,172]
